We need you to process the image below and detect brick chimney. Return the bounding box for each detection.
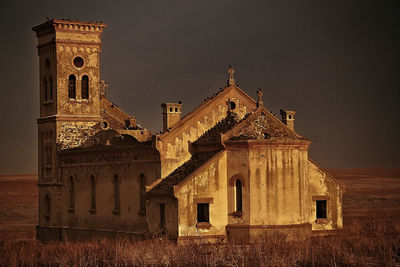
[280,109,296,131]
[161,102,182,131]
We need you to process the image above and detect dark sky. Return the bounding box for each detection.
[0,0,399,174]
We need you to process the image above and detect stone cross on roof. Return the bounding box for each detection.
[228,66,236,86]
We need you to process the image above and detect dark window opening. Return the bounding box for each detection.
[101,121,108,129]
[68,75,76,99]
[43,78,48,101]
[235,179,242,212]
[69,176,74,209]
[159,203,166,231]
[289,115,292,119]
[46,58,50,68]
[316,200,327,219]
[81,75,89,99]
[175,108,178,112]
[90,175,96,209]
[113,175,120,211]
[197,203,209,223]
[229,101,236,110]
[73,57,84,68]
[140,174,146,212]
[169,107,172,112]
[44,195,50,218]
[49,76,53,100]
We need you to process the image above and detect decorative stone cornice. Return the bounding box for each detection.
[32,19,106,36]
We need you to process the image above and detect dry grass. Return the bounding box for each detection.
[0,170,399,266]
[0,217,399,266]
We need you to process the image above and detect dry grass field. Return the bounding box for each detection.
[0,169,399,266]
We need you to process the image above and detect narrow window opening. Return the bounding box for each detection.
[140,174,146,213]
[289,115,292,119]
[197,203,209,223]
[46,58,50,68]
[49,76,53,100]
[44,195,50,219]
[159,203,166,231]
[68,75,76,99]
[316,200,327,219]
[90,175,96,210]
[69,176,74,210]
[113,175,120,211]
[81,75,89,99]
[43,77,48,101]
[169,107,172,112]
[229,101,236,110]
[235,179,242,212]
[175,108,178,112]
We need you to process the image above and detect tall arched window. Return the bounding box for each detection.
[113,175,120,211]
[69,176,74,210]
[81,75,89,99]
[90,175,96,209]
[44,194,50,218]
[235,179,242,212]
[49,76,53,100]
[68,75,76,99]
[140,173,146,212]
[43,77,48,101]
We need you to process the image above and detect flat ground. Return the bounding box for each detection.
[0,169,399,240]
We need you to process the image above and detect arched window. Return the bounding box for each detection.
[235,179,242,212]
[90,175,96,209]
[81,75,89,99]
[68,75,76,99]
[49,76,53,100]
[44,194,50,218]
[43,77,48,101]
[140,173,146,212]
[113,175,120,211]
[69,176,74,209]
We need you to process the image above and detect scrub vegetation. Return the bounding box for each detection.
[0,170,399,266]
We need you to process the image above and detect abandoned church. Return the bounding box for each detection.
[33,19,343,243]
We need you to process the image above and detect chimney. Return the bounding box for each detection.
[280,109,296,131]
[161,102,182,131]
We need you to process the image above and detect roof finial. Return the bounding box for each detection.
[227,66,235,86]
[256,89,264,107]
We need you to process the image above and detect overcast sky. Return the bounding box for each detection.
[0,0,399,174]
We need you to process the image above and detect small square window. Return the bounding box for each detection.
[316,200,327,219]
[197,203,209,223]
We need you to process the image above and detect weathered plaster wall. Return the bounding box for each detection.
[55,147,160,238]
[174,151,228,240]
[226,142,309,226]
[308,160,343,231]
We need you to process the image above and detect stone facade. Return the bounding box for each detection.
[33,19,343,243]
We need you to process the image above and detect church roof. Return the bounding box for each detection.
[148,151,219,195]
[148,106,304,195]
[224,106,302,141]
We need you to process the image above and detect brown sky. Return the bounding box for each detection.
[0,0,399,174]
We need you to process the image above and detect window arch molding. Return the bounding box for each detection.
[228,174,245,187]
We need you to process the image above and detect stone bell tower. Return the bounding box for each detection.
[32,19,106,230]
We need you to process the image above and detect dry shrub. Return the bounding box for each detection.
[0,217,399,266]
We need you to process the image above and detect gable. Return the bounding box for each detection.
[224,107,302,141]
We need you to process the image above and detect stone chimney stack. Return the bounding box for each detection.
[280,109,296,131]
[161,102,182,131]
